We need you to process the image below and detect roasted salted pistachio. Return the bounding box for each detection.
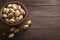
[8,33,14,38]
[2,3,26,24]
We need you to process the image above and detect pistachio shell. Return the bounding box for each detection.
[10,8,15,13]
[8,33,14,38]
[9,18,15,23]
[23,25,29,30]
[2,14,7,18]
[3,8,7,13]
[12,4,18,10]
[5,18,9,22]
[10,27,16,32]
[18,5,21,10]
[3,8,10,14]
[7,4,12,8]
[8,13,14,19]
[19,15,23,20]
[26,20,31,25]
[15,10,21,17]
[20,9,25,15]
[14,29,20,33]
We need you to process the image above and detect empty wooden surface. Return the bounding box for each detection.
[0,0,60,40]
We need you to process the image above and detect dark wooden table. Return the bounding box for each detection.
[0,0,60,40]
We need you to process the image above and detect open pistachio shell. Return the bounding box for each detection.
[14,29,20,33]
[23,25,29,30]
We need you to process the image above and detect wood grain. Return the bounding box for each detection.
[0,0,60,40]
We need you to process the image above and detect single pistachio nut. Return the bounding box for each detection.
[23,25,29,30]
[9,18,16,23]
[12,4,18,10]
[8,33,14,38]
[6,8,10,14]
[26,20,31,25]
[7,4,12,8]
[8,13,14,19]
[10,27,16,32]
[19,15,23,20]
[2,14,8,18]
[20,9,25,15]
[18,5,21,11]
[15,10,21,17]
[5,18,9,22]
[3,8,7,13]
[10,8,15,13]
[14,29,20,33]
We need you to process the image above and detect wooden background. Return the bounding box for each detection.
[0,0,60,40]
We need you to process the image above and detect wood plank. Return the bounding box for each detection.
[2,0,60,6]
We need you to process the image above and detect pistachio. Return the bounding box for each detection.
[12,4,18,10]
[10,27,16,32]
[10,8,15,13]
[2,14,7,18]
[9,18,15,23]
[5,18,9,22]
[2,32,6,35]
[26,20,31,25]
[15,10,21,17]
[23,25,29,30]
[8,33,14,38]
[8,13,14,19]
[20,9,25,15]
[18,5,21,10]
[14,29,20,33]
[19,15,23,20]
[7,4,12,8]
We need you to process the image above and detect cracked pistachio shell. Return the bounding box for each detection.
[12,4,18,10]
[2,14,7,18]
[8,13,14,19]
[15,10,21,17]
[7,4,12,8]
[19,15,23,20]
[20,9,25,15]
[8,33,14,38]
[10,8,15,13]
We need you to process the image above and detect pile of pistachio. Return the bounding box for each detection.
[2,20,31,38]
[2,3,25,24]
